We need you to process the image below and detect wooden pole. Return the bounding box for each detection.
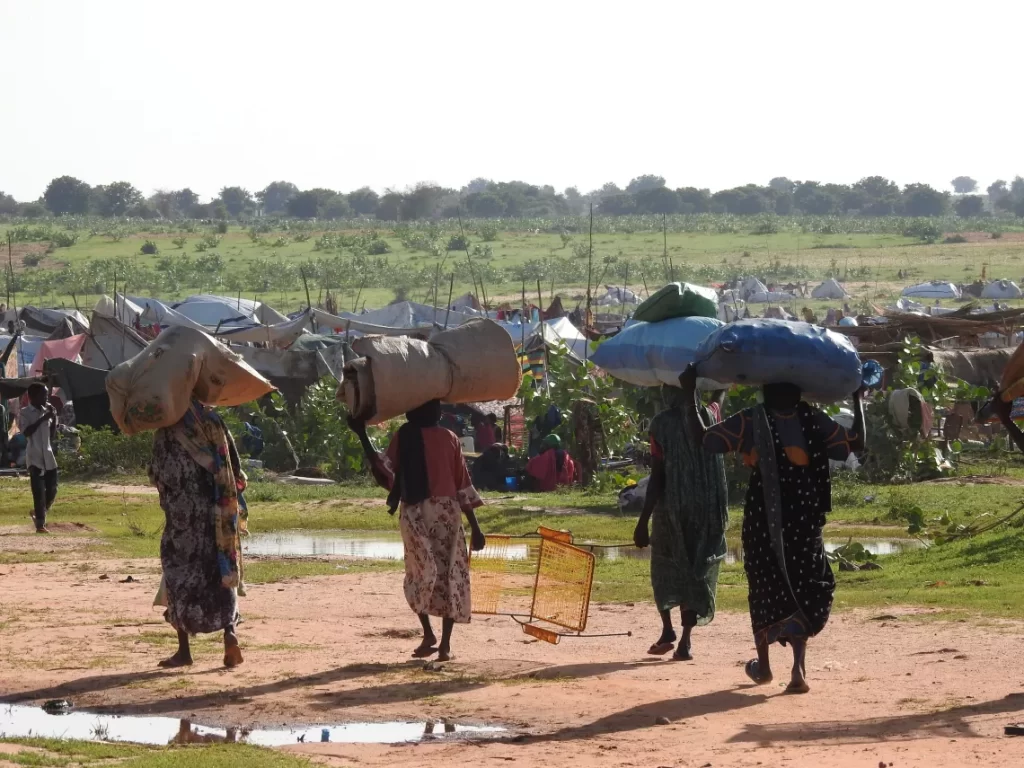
[621,261,630,322]
[443,273,455,330]
[584,203,594,364]
[536,279,543,320]
[457,210,488,311]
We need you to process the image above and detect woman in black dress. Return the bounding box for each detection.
[680,365,864,693]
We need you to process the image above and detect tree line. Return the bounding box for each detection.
[3,174,1024,221]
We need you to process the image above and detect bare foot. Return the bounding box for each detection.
[785,679,810,694]
[159,651,193,668]
[412,635,438,658]
[224,632,244,668]
[437,648,454,662]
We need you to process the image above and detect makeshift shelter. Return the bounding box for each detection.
[94,294,145,325]
[170,299,261,330]
[17,307,89,336]
[901,281,961,300]
[182,294,288,325]
[981,280,1023,300]
[43,358,116,430]
[81,314,149,370]
[0,334,44,377]
[29,334,87,376]
[887,297,927,314]
[594,286,640,306]
[214,309,313,347]
[450,293,481,312]
[737,277,769,300]
[811,278,850,300]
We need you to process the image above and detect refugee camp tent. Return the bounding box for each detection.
[887,297,927,313]
[544,317,589,360]
[81,314,149,369]
[170,299,261,330]
[981,280,1023,300]
[737,277,769,300]
[595,286,640,307]
[16,307,89,336]
[182,294,288,325]
[214,309,313,347]
[0,334,44,377]
[811,278,850,300]
[234,346,320,406]
[29,334,87,376]
[450,293,481,312]
[901,281,961,300]
[43,358,116,430]
[311,302,477,338]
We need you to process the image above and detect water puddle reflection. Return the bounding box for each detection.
[244,530,926,565]
[0,704,505,746]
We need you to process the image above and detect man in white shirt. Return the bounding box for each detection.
[18,383,58,534]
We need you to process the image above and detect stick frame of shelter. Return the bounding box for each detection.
[457,210,488,311]
[6,233,13,311]
[521,279,527,361]
[584,203,594,365]
[536,280,543,322]
[353,278,365,314]
[432,263,441,327]
[662,213,670,282]
[443,273,455,330]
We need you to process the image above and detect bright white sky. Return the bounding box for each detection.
[2,0,1020,202]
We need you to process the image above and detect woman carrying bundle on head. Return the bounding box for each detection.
[150,402,248,669]
[679,364,865,694]
[633,385,728,661]
[349,400,487,661]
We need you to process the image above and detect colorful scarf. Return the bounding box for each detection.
[171,401,248,590]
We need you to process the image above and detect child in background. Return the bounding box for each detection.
[18,383,59,533]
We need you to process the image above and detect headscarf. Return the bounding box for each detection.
[542,433,566,473]
[170,401,248,589]
[387,399,442,513]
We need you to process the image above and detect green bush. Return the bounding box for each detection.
[171,236,188,249]
[365,237,390,255]
[59,426,154,477]
[447,234,470,251]
[140,239,159,254]
[479,223,500,242]
[51,231,78,248]
[215,221,229,234]
[943,234,967,244]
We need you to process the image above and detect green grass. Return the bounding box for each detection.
[0,739,312,767]
[14,221,1024,313]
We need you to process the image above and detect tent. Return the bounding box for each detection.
[94,294,145,325]
[42,358,116,430]
[981,280,1023,300]
[544,317,589,360]
[171,300,261,330]
[595,286,640,307]
[0,334,45,377]
[215,309,314,347]
[81,314,149,369]
[16,307,89,336]
[811,278,850,300]
[29,334,87,376]
[182,294,288,325]
[311,302,478,338]
[450,293,481,312]
[901,281,961,300]
[737,277,769,300]
[887,297,927,313]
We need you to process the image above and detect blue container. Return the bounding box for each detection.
[321,729,330,743]
[504,476,518,491]
[861,360,883,389]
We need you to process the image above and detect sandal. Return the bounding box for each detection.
[744,659,773,685]
[647,641,675,656]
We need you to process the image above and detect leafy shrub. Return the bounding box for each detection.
[902,220,942,243]
[479,223,500,242]
[51,231,78,248]
[991,230,1003,239]
[885,487,926,534]
[215,221,229,234]
[365,237,390,255]
[171,236,188,249]
[447,234,470,251]
[140,239,159,255]
[22,253,43,267]
[943,234,968,244]
[59,426,154,477]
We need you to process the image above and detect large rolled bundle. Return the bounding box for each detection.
[339,318,521,423]
[106,326,275,435]
[590,316,724,388]
[695,319,861,402]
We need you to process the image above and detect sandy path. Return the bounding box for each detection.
[0,559,1023,767]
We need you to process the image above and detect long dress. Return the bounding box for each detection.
[648,403,728,626]
[381,427,483,623]
[705,403,857,644]
[150,429,241,635]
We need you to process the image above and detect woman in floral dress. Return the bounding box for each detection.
[350,399,486,661]
[150,402,247,669]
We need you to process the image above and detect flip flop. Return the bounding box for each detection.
[672,644,693,662]
[744,659,773,685]
[412,644,438,659]
[647,642,675,656]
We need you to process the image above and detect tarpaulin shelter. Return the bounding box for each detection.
[182,294,288,325]
[901,281,961,300]
[214,309,313,346]
[29,334,87,376]
[16,307,89,336]
[43,358,116,430]
[81,314,149,370]
[981,280,1023,300]
[811,278,850,300]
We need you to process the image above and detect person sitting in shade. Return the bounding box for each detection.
[525,434,576,492]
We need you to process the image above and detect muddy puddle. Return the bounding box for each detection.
[0,704,505,746]
[244,531,926,565]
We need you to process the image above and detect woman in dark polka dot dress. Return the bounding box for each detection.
[680,365,865,693]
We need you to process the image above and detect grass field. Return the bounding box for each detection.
[9,219,1024,315]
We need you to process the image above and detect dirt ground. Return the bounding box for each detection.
[1,541,1024,767]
